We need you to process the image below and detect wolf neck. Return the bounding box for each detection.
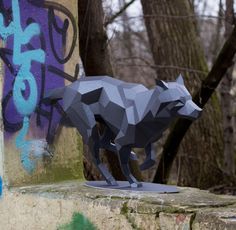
[134,89,171,121]
[151,88,172,118]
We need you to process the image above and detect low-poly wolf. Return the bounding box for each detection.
[44,75,202,187]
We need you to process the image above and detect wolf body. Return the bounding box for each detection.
[44,75,202,187]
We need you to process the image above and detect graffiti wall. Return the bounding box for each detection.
[0,0,83,186]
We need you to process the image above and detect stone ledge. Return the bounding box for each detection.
[0,180,236,229]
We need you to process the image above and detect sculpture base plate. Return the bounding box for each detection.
[84,181,179,193]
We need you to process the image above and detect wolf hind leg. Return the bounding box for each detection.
[68,104,117,186]
[99,127,116,152]
[100,127,138,161]
[140,143,156,171]
[117,146,142,188]
[88,128,118,186]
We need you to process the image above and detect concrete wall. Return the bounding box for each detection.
[0,0,83,187]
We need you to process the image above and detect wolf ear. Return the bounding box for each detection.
[176,74,184,85]
[155,79,168,89]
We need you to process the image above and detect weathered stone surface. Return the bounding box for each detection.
[0,181,236,229]
[192,208,236,230]
[129,213,160,230]
[159,213,194,230]
[15,181,236,212]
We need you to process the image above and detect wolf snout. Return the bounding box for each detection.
[178,100,202,120]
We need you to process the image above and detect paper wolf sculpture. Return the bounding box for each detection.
[44,75,202,187]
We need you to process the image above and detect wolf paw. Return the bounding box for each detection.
[130,182,142,188]
[106,179,118,186]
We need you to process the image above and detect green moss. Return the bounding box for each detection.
[36,134,84,184]
[45,166,81,182]
[13,134,85,186]
[23,166,83,186]
[120,202,129,215]
[58,212,97,230]
[211,93,221,113]
[120,202,141,230]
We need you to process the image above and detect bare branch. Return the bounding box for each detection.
[78,0,143,181]
[115,63,207,74]
[104,0,136,26]
[115,56,152,66]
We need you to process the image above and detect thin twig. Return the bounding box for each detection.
[109,14,227,24]
[105,0,136,27]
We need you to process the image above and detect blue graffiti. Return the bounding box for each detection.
[15,117,51,172]
[0,176,2,198]
[0,0,46,173]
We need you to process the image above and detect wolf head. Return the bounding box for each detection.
[156,75,202,120]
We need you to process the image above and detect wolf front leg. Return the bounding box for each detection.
[117,146,142,188]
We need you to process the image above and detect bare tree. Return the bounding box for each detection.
[141,0,225,188]
[78,0,142,181]
[78,0,113,76]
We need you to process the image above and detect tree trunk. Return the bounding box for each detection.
[141,0,224,188]
[78,0,142,181]
[220,0,235,175]
[78,0,113,76]
[119,0,134,59]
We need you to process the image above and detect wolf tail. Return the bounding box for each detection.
[42,87,65,105]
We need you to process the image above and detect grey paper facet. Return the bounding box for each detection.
[43,75,202,188]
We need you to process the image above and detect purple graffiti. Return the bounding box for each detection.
[0,0,78,172]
